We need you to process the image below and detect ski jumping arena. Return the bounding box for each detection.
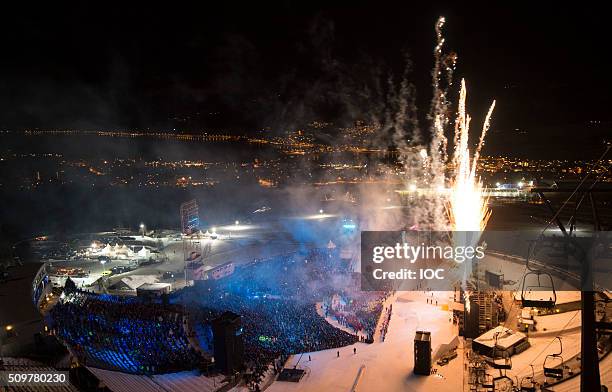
[4,208,612,392]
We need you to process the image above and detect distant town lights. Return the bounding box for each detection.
[409,184,417,192]
[518,181,524,188]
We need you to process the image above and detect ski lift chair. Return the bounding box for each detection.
[543,337,565,380]
[481,373,494,391]
[521,270,556,308]
[492,374,514,392]
[520,365,537,392]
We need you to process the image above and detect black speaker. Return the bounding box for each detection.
[414,330,431,375]
[212,311,244,374]
[485,270,503,289]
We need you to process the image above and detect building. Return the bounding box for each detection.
[472,326,530,358]
[136,282,172,299]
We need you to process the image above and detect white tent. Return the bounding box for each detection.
[109,275,158,291]
[137,247,150,259]
[101,244,113,256]
[116,244,132,256]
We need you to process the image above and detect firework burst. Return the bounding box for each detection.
[448,79,495,232]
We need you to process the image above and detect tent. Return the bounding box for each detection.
[137,247,150,259]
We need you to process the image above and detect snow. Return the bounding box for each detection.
[548,353,612,391]
[532,310,581,334]
[110,274,159,290]
[267,289,592,392]
[36,225,609,390]
[473,325,526,350]
[268,290,464,392]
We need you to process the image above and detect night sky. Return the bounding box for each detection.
[0,2,609,158]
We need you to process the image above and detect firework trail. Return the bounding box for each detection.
[448,79,495,232]
[402,16,495,234]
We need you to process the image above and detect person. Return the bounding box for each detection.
[308,355,311,361]
[353,347,356,355]
[337,351,340,358]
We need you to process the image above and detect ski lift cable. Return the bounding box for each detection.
[516,156,612,312]
[520,158,612,303]
[537,146,610,236]
[515,311,578,376]
[525,145,610,272]
[505,147,609,381]
[550,336,563,356]
[543,337,566,379]
[564,159,612,228]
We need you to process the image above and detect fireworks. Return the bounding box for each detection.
[396,16,495,235]
[448,79,495,232]
[394,16,495,296]
[463,291,471,314]
[425,17,495,233]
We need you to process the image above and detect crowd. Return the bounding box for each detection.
[179,248,360,385]
[47,247,373,385]
[48,290,203,374]
[379,304,393,342]
[322,291,389,340]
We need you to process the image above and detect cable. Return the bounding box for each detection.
[525,145,610,271]
[498,147,610,384]
[515,310,579,376]
[565,159,612,231]
[538,146,609,236]
[512,150,610,361]
[514,146,611,313]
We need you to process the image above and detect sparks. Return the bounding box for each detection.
[463,291,471,314]
[448,79,495,232]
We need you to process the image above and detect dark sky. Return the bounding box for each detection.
[0,2,609,158]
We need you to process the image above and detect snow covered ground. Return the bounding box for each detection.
[267,289,604,392]
[549,353,612,391]
[268,290,463,392]
[37,223,610,390]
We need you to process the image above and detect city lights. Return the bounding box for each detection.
[1,7,609,392]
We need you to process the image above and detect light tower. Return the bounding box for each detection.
[180,199,200,235]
